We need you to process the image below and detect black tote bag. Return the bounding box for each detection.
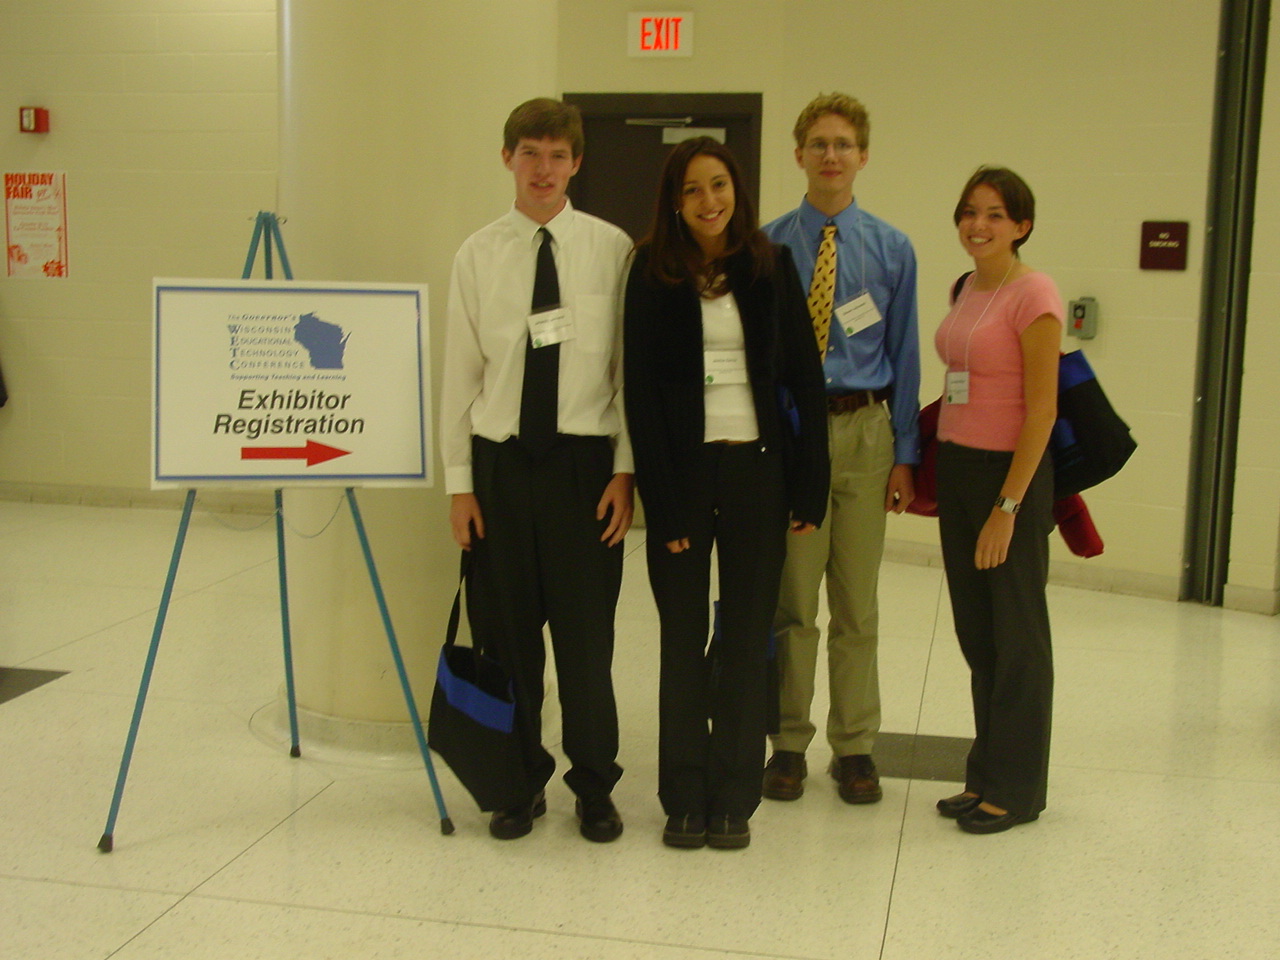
[1052,350,1137,498]
[427,554,531,812]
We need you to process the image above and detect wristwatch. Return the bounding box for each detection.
[994,496,1021,515]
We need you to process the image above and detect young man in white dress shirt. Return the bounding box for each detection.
[439,98,634,842]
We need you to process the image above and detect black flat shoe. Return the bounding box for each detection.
[662,813,707,849]
[936,793,982,819]
[488,790,547,840]
[957,807,1039,835]
[706,814,750,850]
[575,795,623,843]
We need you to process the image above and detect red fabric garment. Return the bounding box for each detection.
[906,398,940,518]
[1053,494,1104,558]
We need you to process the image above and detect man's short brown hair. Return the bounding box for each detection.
[503,98,585,158]
[792,93,869,151]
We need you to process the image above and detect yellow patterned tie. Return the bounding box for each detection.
[807,223,837,355]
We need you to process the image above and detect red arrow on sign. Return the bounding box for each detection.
[240,440,351,467]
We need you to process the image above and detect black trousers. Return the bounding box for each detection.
[467,435,624,801]
[937,441,1054,817]
[645,442,789,819]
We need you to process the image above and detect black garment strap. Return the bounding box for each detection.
[444,551,471,651]
[519,227,561,455]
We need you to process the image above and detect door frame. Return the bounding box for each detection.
[563,92,764,209]
[1182,0,1270,604]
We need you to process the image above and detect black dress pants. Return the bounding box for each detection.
[467,435,624,801]
[645,442,789,819]
[937,441,1054,817]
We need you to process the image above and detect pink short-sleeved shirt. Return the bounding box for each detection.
[934,271,1063,452]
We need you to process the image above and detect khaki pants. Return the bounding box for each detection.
[771,402,894,757]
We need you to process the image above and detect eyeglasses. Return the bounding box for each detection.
[804,139,860,157]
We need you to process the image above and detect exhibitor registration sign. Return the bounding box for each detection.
[153,279,431,488]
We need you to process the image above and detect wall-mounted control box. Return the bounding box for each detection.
[1068,297,1098,339]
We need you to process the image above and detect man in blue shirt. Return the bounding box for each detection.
[762,93,920,805]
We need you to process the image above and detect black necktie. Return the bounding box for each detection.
[519,227,560,454]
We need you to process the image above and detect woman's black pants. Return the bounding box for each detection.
[937,441,1054,817]
[645,442,789,820]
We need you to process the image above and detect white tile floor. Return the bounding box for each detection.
[2,499,1279,960]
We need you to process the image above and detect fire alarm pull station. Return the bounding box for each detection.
[1068,297,1098,340]
[19,107,49,133]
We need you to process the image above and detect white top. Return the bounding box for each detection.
[440,199,634,494]
[701,292,759,442]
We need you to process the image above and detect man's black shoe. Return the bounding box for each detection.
[575,795,623,842]
[488,790,547,840]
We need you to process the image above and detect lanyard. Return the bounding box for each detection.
[945,260,1014,371]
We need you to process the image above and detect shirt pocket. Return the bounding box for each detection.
[571,294,616,354]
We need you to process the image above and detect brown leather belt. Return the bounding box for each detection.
[827,387,891,415]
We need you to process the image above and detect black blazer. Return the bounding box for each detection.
[623,242,830,544]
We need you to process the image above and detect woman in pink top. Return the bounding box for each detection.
[932,167,1063,834]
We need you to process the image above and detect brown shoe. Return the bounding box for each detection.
[762,750,807,801]
[829,754,882,804]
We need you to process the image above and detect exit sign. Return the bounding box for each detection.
[628,12,694,57]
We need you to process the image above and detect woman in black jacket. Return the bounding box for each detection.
[624,137,829,849]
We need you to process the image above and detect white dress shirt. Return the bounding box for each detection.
[440,199,634,494]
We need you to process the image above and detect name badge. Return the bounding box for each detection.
[836,292,882,337]
[704,349,748,384]
[527,307,575,348]
[945,370,970,405]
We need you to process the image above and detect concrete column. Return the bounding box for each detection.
[272,0,559,751]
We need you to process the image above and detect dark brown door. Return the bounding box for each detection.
[564,93,763,241]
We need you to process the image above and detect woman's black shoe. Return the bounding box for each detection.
[957,807,1039,835]
[706,814,750,849]
[936,793,982,819]
[663,813,707,849]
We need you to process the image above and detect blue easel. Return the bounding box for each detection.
[98,212,452,852]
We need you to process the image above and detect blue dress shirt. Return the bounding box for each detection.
[764,197,921,465]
